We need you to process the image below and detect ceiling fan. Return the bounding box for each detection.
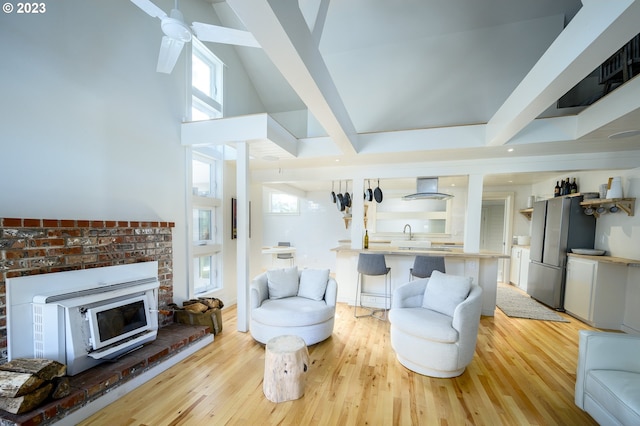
[130,0,260,74]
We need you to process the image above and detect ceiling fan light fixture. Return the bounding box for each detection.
[608,130,640,140]
[161,10,192,42]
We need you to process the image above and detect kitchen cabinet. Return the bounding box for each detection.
[509,246,530,291]
[564,257,627,329]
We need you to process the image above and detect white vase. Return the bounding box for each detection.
[606,177,623,199]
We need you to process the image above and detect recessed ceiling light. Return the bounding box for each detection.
[608,130,640,139]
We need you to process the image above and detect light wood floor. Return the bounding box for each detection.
[80,295,599,425]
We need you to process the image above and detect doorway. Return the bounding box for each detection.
[481,193,514,282]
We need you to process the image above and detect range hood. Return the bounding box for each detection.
[403,177,454,200]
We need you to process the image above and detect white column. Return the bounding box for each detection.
[350,178,365,249]
[236,142,250,332]
[464,174,484,253]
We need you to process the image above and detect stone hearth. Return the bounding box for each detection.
[0,324,212,426]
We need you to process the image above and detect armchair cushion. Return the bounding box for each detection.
[298,268,330,301]
[251,296,335,327]
[422,270,472,317]
[390,307,459,343]
[267,266,299,299]
[586,370,640,426]
[575,330,640,426]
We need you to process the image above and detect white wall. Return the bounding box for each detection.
[0,1,264,304]
[261,189,351,272]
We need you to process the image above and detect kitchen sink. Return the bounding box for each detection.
[391,240,432,250]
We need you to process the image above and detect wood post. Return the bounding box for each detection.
[263,335,309,403]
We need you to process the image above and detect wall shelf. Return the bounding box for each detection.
[343,205,368,229]
[519,208,533,220]
[580,198,636,218]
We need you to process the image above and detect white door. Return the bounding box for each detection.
[481,201,506,281]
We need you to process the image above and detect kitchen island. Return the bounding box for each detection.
[332,245,509,316]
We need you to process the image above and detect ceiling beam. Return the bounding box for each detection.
[486,0,640,147]
[226,0,359,155]
[181,113,297,157]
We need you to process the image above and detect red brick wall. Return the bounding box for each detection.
[0,217,175,360]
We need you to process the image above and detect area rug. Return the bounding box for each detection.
[496,284,569,322]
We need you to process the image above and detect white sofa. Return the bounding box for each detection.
[250,267,337,346]
[575,330,640,426]
[389,271,483,378]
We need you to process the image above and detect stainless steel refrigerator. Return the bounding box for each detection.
[527,196,596,310]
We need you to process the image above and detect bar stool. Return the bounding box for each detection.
[410,256,445,280]
[354,253,391,321]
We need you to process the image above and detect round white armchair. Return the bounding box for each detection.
[250,267,337,346]
[389,271,483,378]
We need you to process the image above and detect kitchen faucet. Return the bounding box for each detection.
[403,224,412,240]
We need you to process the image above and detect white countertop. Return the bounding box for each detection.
[568,253,640,267]
[331,245,509,259]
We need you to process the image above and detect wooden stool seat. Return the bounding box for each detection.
[263,335,309,403]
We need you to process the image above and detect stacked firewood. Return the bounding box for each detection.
[0,358,68,414]
[180,297,224,313]
[169,297,224,335]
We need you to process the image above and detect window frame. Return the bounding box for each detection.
[189,37,224,121]
[188,150,223,297]
[268,191,301,215]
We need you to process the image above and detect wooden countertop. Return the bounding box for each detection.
[568,253,640,266]
[331,245,509,259]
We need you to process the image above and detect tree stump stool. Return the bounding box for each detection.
[263,335,309,403]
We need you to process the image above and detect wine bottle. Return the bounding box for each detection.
[570,178,578,194]
[554,181,561,197]
[364,230,369,249]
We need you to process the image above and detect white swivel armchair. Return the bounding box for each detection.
[575,330,640,426]
[389,271,483,378]
[250,267,337,346]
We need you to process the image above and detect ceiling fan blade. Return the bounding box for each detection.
[130,0,167,19]
[192,22,260,48]
[156,36,185,74]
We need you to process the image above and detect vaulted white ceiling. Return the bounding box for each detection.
[191,0,640,190]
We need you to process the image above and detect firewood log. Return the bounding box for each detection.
[0,371,44,398]
[183,302,208,313]
[199,297,223,309]
[0,382,52,414]
[51,377,70,399]
[0,358,66,381]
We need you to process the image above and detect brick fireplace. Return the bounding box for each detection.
[0,217,176,363]
[0,217,215,425]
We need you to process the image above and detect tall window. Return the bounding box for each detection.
[190,38,223,121]
[191,152,222,295]
[187,40,225,296]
